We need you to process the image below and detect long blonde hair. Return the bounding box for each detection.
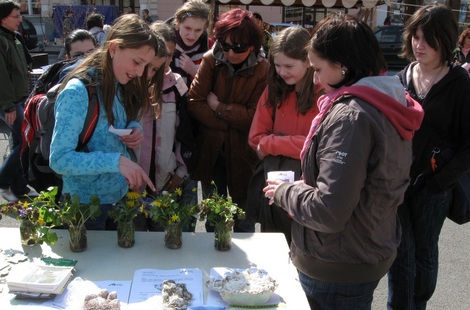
[61,14,160,125]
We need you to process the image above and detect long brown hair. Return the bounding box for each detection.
[61,14,160,125]
[148,22,172,118]
[267,27,315,115]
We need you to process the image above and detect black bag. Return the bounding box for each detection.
[447,173,470,225]
[433,148,470,225]
[246,155,301,246]
[175,93,199,175]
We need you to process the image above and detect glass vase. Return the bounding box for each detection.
[20,219,38,246]
[214,222,232,251]
[117,220,135,248]
[68,224,87,252]
[164,221,182,249]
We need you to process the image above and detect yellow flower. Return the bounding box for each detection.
[175,188,183,197]
[37,217,44,226]
[126,200,134,208]
[126,191,140,200]
[170,214,180,223]
[154,201,162,207]
[22,201,28,209]
[142,190,148,198]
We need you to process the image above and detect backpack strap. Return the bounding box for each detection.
[76,78,100,152]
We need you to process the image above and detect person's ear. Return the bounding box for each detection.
[108,41,117,59]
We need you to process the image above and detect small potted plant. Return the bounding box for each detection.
[0,190,60,246]
[198,181,246,251]
[56,191,101,252]
[148,188,198,249]
[108,191,146,248]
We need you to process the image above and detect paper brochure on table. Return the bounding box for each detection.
[206,267,283,309]
[127,268,203,310]
[7,263,74,295]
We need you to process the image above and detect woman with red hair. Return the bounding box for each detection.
[188,8,268,232]
[453,28,470,66]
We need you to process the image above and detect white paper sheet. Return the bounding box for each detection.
[127,268,203,310]
[108,125,132,137]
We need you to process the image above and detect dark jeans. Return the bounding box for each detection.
[387,187,451,310]
[298,271,379,309]
[85,203,115,231]
[0,101,29,195]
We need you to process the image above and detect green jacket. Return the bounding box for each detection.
[0,26,30,111]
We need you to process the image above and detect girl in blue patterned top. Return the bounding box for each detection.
[50,14,159,230]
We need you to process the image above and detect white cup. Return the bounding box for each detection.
[267,171,295,183]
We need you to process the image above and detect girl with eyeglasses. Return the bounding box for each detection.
[188,8,268,233]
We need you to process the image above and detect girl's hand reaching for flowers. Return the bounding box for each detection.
[119,156,156,192]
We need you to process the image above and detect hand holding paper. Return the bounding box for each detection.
[109,125,132,137]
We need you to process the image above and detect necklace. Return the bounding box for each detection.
[414,65,446,100]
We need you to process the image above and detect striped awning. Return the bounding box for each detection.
[215,0,385,8]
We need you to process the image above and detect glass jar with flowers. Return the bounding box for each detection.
[108,191,146,248]
[0,189,60,246]
[198,181,246,251]
[148,188,198,249]
[57,192,101,252]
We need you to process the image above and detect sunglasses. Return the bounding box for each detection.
[217,40,250,54]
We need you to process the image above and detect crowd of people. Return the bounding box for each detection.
[2,0,470,308]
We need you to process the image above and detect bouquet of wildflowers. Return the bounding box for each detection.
[108,191,146,224]
[0,188,61,245]
[198,181,245,229]
[148,188,198,227]
[58,192,101,228]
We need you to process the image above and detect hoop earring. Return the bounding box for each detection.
[341,70,346,75]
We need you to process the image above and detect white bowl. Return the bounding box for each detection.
[206,268,278,306]
[219,290,273,306]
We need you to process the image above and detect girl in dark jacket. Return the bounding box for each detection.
[388,5,470,309]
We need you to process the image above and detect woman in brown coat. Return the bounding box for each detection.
[188,8,268,232]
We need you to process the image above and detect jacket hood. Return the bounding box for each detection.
[339,76,424,140]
